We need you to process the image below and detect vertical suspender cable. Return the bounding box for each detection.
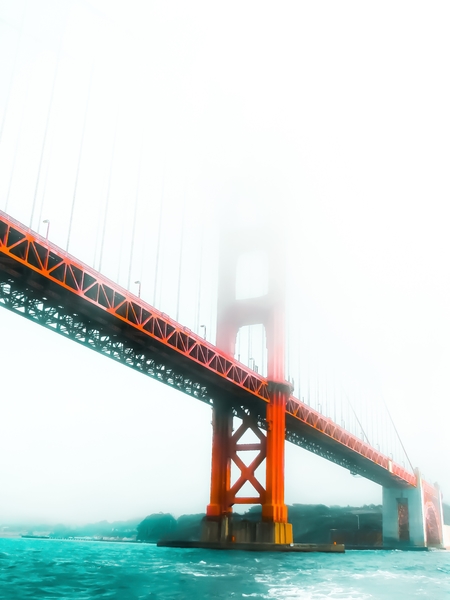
[248,323,252,368]
[115,114,129,283]
[116,202,126,284]
[317,372,320,410]
[236,327,241,361]
[0,0,28,147]
[66,61,94,252]
[195,223,203,333]
[285,285,290,382]
[297,331,301,400]
[209,224,219,346]
[210,258,216,345]
[175,186,186,322]
[5,47,36,213]
[93,195,103,269]
[127,130,144,290]
[5,81,30,213]
[341,384,371,444]
[153,165,165,307]
[98,107,119,272]
[30,30,64,229]
[262,328,266,377]
[36,132,54,234]
[138,170,154,300]
[307,342,310,405]
[375,400,378,450]
[333,369,336,423]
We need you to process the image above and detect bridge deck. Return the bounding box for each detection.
[0,210,417,489]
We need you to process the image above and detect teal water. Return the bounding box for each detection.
[1,538,449,599]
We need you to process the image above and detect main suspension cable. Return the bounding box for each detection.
[340,384,371,445]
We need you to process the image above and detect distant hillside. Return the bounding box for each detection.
[137,504,383,545]
[0,518,142,540]
[5,502,447,543]
[137,513,204,542]
[50,518,141,540]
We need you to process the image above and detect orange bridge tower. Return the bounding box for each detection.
[201,224,293,545]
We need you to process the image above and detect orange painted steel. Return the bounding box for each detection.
[213,224,290,522]
[206,402,233,517]
[285,396,416,486]
[262,384,290,523]
[0,210,269,402]
[0,209,417,490]
[227,411,266,506]
[206,404,269,516]
[206,390,289,520]
[216,227,287,383]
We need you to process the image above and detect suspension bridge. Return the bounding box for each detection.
[0,208,445,548]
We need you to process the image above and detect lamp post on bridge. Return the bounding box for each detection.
[200,324,207,340]
[134,280,141,298]
[43,219,50,240]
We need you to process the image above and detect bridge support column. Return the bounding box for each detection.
[382,485,425,548]
[202,401,233,542]
[382,469,444,548]
[259,382,292,544]
[206,400,232,518]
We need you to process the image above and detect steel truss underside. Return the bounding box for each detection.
[0,210,416,489]
[0,276,212,403]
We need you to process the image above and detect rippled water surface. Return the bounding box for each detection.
[1,538,449,599]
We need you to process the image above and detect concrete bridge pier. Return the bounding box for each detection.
[382,468,444,549]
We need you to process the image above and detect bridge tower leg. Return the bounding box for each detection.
[382,469,444,548]
[258,381,293,544]
[202,225,293,545]
[202,401,233,543]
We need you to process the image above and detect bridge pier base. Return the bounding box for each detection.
[200,517,293,545]
[382,469,444,548]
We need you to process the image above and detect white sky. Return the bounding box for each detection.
[0,0,449,524]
